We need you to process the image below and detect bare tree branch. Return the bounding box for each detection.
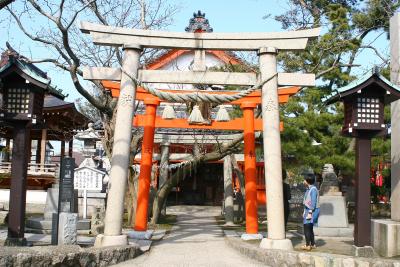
[360,45,389,64]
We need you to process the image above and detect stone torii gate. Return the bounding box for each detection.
[80,22,320,249]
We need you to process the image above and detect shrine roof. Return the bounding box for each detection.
[324,68,400,104]
[44,94,74,109]
[144,11,251,71]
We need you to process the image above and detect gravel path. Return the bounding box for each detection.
[114,206,264,267]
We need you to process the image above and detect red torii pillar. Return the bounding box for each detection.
[134,98,159,231]
[241,102,258,234]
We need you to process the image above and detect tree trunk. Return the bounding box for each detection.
[125,134,142,226]
[231,154,246,198]
[150,161,197,225]
[150,133,245,224]
[126,170,139,227]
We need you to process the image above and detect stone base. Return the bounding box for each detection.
[259,238,293,251]
[297,224,353,237]
[223,222,236,227]
[126,230,154,240]
[318,196,349,228]
[78,219,91,230]
[94,234,128,247]
[351,245,377,258]
[241,233,263,241]
[372,219,400,257]
[4,237,27,246]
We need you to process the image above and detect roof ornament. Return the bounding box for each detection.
[373,65,380,75]
[185,10,213,33]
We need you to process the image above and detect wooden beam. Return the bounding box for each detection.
[80,22,320,51]
[133,115,283,131]
[84,67,314,87]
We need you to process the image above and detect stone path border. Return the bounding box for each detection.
[224,231,400,267]
[0,244,141,267]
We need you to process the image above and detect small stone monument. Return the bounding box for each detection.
[58,212,78,245]
[319,164,341,196]
[91,206,105,235]
[314,164,353,237]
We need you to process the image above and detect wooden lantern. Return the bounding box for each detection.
[324,69,400,248]
[0,83,44,124]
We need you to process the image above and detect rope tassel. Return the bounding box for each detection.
[162,104,176,120]
[188,105,205,124]
[215,105,230,122]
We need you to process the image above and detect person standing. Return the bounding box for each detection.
[301,174,320,251]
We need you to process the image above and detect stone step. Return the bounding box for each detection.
[297,224,354,237]
[26,217,91,231]
[26,218,52,230]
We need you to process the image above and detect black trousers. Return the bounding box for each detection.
[303,223,315,246]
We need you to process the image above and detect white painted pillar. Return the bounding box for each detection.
[98,45,142,247]
[390,13,400,222]
[223,154,234,225]
[258,47,293,250]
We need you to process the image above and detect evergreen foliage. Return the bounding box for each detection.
[275,0,399,179]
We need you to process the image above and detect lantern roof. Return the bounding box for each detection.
[0,43,66,99]
[324,68,400,105]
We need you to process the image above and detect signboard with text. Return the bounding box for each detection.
[59,157,75,203]
[74,166,104,191]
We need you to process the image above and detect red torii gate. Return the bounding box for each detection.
[102,80,298,235]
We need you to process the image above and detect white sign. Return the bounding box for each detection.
[74,166,105,191]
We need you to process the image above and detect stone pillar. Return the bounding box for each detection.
[258,47,293,250]
[241,102,261,239]
[371,13,400,257]
[97,45,141,247]
[390,13,400,223]
[134,98,159,232]
[58,212,77,245]
[159,140,169,216]
[223,154,234,226]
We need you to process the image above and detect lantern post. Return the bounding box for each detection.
[324,69,400,255]
[0,74,45,246]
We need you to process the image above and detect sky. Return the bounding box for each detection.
[0,1,391,152]
[0,0,389,102]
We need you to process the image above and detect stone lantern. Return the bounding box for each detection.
[324,68,400,254]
